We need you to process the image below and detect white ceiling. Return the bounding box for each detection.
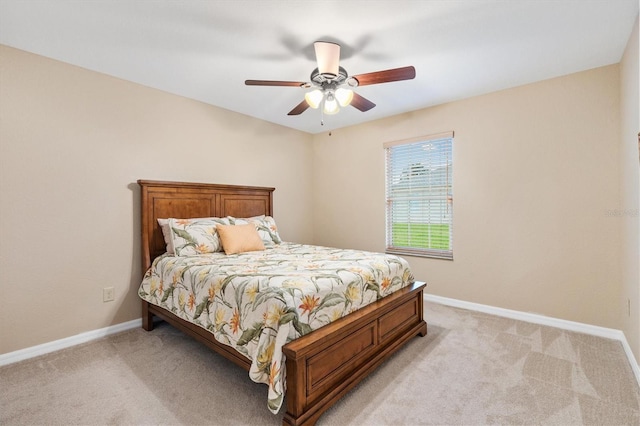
[0,0,637,134]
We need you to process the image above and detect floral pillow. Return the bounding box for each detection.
[228,215,282,245]
[168,217,230,256]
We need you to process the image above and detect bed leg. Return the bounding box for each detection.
[418,322,428,336]
[417,288,428,337]
[142,300,154,331]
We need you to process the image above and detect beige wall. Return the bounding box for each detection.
[619,15,640,360]
[0,45,314,354]
[312,64,623,330]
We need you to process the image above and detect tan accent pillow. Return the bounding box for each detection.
[217,223,265,255]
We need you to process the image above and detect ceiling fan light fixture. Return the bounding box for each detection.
[246,40,416,120]
[304,89,324,109]
[323,92,340,115]
[314,41,340,77]
[335,87,354,107]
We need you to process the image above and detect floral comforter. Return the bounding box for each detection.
[138,243,414,413]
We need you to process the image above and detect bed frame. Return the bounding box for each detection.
[138,179,427,425]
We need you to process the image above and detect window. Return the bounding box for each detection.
[384,132,454,260]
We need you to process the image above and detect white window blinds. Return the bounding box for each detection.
[384,132,454,260]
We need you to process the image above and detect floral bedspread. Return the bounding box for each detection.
[138,243,414,413]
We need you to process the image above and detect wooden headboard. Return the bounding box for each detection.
[137,179,275,271]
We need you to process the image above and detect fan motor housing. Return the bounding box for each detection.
[310,66,352,90]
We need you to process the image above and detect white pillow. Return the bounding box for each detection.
[157,218,175,254]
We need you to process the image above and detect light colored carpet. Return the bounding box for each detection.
[1,301,639,425]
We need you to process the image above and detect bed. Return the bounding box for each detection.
[137,179,427,425]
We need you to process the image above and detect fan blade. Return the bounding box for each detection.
[314,41,340,77]
[245,80,306,87]
[350,92,376,112]
[287,99,310,116]
[351,66,416,86]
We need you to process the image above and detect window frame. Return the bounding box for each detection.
[384,131,454,260]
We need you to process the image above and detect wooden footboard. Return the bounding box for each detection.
[283,281,427,426]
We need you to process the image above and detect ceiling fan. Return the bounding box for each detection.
[245,41,416,118]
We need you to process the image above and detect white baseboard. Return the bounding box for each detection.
[424,293,640,387]
[0,319,142,367]
[3,296,640,389]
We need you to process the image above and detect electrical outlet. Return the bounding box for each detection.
[103,287,115,302]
